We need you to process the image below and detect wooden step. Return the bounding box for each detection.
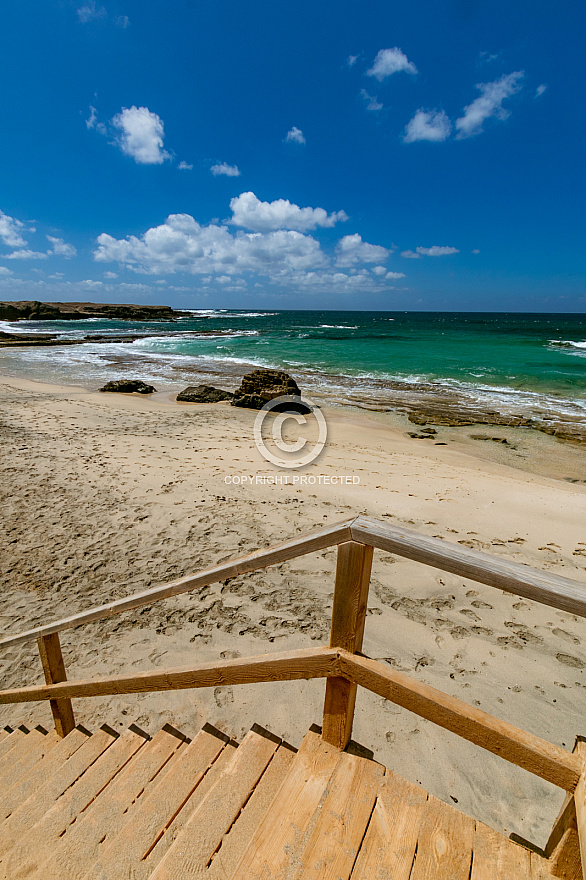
[0,728,58,790]
[0,726,28,761]
[0,725,89,823]
[143,734,239,872]
[27,726,185,880]
[0,727,46,781]
[147,725,281,879]
[228,728,342,879]
[471,823,532,879]
[0,718,575,880]
[0,727,148,879]
[0,725,116,858]
[289,747,385,879]
[0,727,12,746]
[351,768,428,879]
[208,742,297,880]
[84,724,231,880]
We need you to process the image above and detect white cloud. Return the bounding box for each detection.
[0,266,13,276]
[367,47,417,81]
[5,249,48,260]
[230,192,347,232]
[472,249,480,254]
[535,84,547,98]
[275,270,397,293]
[103,270,118,278]
[347,55,358,67]
[403,109,452,143]
[211,162,241,177]
[371,265,387,276]
[401,250,421,259]
[285,126,306,144]
[116,15,130,28]
[178,161,193,170]
[385,271,406,279]
[86,105,107,135]
[0,210,27,248]
[456,71,524,138]
[86,106,98,129]
[94,213,328,277]
[416,246,460,256]
[336,233,390,267]
[361,90,383,112]
[77,2,106,23]
[111,106,170,164]
[46,236,77,258]
[80,279,104,288]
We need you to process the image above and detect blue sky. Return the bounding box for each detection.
[0,0,584,311]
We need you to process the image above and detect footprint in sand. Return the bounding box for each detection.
[552,628,580,644]
[556,653,586,669]
[213,686,234,707]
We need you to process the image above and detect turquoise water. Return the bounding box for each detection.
[1,310,585,421]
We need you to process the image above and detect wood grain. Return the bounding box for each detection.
[229,730,341,879]
[0,518,354,648]
[471,822,531,879]
[351,516,586,618]
[292,748,384,879]
[208,745,296,880]
[0,729,147,880]
[0,646,338,704]
[322,541,373,749]
[339,651,582,791]
[77,727,226,880]
[410,794,475,880]
[351,769,429,880]
[37,632,76,736]
[148,728,279,879]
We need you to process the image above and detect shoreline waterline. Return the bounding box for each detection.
[0,309,585,442]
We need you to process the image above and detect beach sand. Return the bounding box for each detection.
[0,373,585,846]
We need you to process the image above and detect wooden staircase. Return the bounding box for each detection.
[1,516,586,878]
[0,720,567,879]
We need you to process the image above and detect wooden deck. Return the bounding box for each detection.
[0,720,571,879]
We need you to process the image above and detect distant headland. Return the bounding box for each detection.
[0,300,189,322]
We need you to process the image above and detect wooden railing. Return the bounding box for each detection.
[1,515,586,797]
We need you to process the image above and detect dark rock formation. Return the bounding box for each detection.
[176,385,233,403]
[0,301,188,322]
[231,369,301,410]
[99,380,157,394]
[0,330,156,348]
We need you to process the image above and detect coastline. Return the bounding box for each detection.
[1,307,584,445]
[0,372,585,844]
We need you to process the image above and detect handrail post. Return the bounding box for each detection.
[573,741,586,879]
[37,633,75,737]
[322,541,373,749]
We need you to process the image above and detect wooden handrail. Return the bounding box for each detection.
[1,512,584,785]
[0,647,338,703]
[0,643,581,791]
[350,517,586,619]
[0,518,354,649]
[338,650,582,792]
[2,515,584,652]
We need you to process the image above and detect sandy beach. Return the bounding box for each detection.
[1,373,585,847]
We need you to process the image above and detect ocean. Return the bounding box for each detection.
[1,310,585,430]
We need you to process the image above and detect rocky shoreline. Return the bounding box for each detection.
[0,300,189,322]
[0,300,584,445]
